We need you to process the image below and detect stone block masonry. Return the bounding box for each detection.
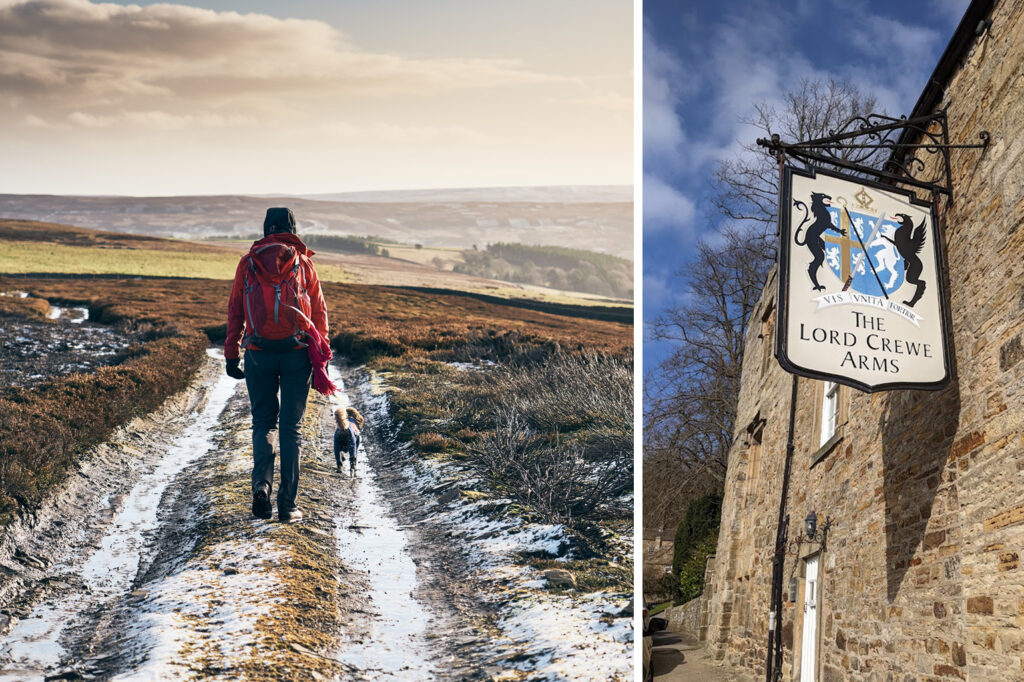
[703,0,1024,679]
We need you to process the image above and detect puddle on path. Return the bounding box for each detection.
[46,305,89,323]
[330,388,437,680]
[1,301,128,388]
[0,349,237,681]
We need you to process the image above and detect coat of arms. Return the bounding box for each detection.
[776,165,951,392]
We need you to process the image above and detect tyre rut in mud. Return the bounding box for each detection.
[1,353,490,680]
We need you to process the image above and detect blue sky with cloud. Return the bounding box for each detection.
[643,0,971,379]
[0,0,631,195]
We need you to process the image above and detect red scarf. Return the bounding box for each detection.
[303,323,338,396]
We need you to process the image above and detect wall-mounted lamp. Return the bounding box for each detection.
[800,510,833,550]
[784,511,835,558]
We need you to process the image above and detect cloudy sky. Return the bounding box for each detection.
[643,0,971,380]
[0,0,632,195]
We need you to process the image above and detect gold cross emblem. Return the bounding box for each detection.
[854,187,874,210]
[823,208,858,282]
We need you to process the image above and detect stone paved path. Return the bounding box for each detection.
[651,629,755,682]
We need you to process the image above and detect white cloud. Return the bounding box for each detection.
[670,2,942,178]
[63,110,256,129]
[0,0,558,124]
[852,14,942,64]
[643,31,689,168]
[0,0,632,194]
[643,173,695,231]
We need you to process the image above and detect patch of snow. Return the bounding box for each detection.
[80,350,234,589]
[46,306,89,323]
[0,349,238,679]
[446,360,497,371]
[497,592,633,681]
[328,385,437,680]
[113,541,287,681]
[354,369,633,680]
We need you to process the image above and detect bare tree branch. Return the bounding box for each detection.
[643,77,883,535]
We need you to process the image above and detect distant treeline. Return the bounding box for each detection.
[452,243,632,299]
[301,234,390,257]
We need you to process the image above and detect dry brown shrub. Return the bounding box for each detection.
[0,327,206,524]
[4,276,629,362]
[384,348,634,532]
[0,233,628,525]
[0,293,51,319]
[412,432,450,453]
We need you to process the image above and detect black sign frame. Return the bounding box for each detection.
[775,164,954,393]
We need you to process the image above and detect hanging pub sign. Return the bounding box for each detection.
[776,165,952,392]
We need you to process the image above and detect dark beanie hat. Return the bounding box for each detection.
[263,207,297,236]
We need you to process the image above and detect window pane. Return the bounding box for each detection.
[820,381,837,445]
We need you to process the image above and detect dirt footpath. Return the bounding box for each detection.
[0,350,631,680]
[0,351,487,680]
[651,630,755,682]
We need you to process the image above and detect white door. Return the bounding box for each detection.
[800,555,819,682]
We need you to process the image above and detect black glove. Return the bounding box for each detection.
[226,358,245,380]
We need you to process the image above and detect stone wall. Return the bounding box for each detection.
[667,598,703,638]
[667,555,717,641]
[704,0,1024,679]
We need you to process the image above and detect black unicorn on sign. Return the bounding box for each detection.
[882,213,927,307]
[794,192,845,291]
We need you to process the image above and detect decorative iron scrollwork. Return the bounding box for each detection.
[757,110,989,199]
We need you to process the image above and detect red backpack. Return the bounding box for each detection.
[242,242,313,345]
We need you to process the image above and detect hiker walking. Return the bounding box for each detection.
[224,207,337,523]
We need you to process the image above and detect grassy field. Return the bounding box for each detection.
[211,238,630,308]
[1,220,632,590]
[381,242,462,266]
[1,222,351,282]
[0,219,630,353]
[1,215,634,305]
[2,242,314,280]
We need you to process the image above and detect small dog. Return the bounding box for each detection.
[333,406,365,475]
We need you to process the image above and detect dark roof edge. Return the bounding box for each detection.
[896,0,996,149]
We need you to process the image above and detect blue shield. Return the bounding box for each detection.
[824,207,905,297]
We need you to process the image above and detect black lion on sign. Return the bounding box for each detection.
[883,213,927,308]
[794,192,845,292]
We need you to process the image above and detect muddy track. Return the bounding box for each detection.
[345,368,633,681]
[339,368,497,680]
[1,351,631,681]
[0,352,486,681]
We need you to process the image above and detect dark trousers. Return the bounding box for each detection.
[244,348,312,512]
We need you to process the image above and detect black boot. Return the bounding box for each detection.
[279,507,303,523]
[252,482,272,519]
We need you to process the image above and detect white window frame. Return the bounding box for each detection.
[820,381,838,446]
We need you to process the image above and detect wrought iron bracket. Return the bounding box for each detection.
[784,516,834,556]
[756,110,989,199]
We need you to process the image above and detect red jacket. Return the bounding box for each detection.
[225,233,328,360]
